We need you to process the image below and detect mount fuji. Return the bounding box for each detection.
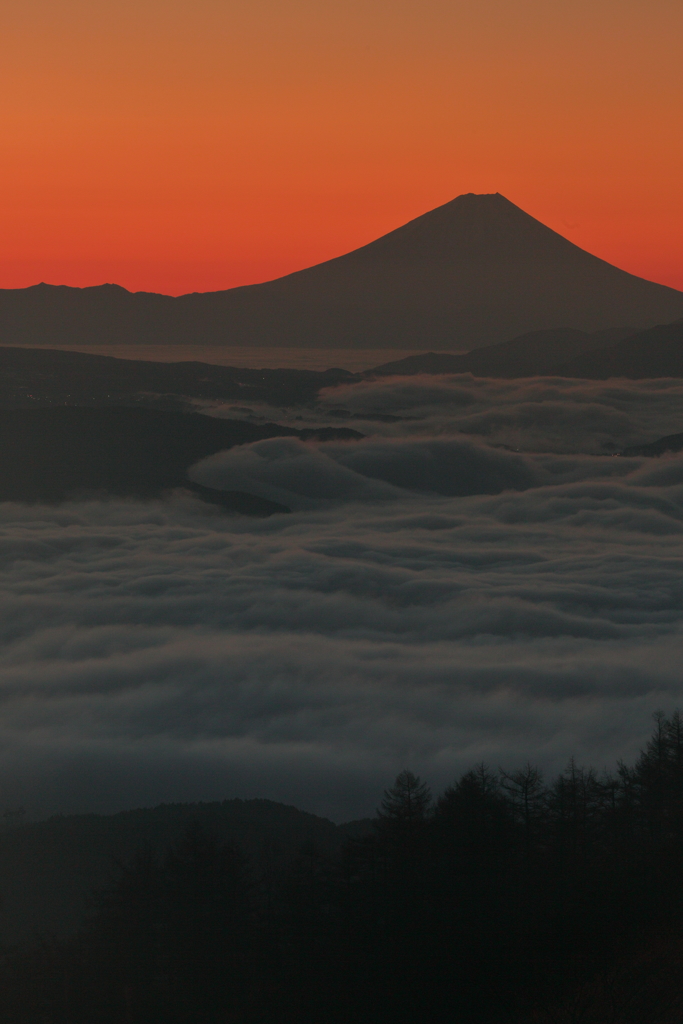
[2,193,682,350]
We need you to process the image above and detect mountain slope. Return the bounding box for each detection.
[560,321,683,379]
[2,194,683,350]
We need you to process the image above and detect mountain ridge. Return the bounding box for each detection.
[2,193,683,350]
[364,326,635,378]
[560,321,683,379]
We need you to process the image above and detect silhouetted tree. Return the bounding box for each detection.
[547,759,605,862]
[160,824,252,1022]
[69,823,254,1024]
[433,763,514,877]
[377,770,432,830]
[6,715,683,1024]
[500,762,545,861]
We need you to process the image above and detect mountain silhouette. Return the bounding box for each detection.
[2,194,683,350]
[620,428,683,457]
[560,320,683,379]
[364,326,635,378]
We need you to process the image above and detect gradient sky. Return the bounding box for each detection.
[1,0,681,295]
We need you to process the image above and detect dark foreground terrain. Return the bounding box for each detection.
[0,407,360,510]
[3,714,683,1023]
[0,801,373,945]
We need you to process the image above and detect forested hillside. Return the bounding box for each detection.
[4,714,683,1023]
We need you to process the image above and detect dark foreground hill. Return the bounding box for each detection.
[0,407,361,510]
[0,800,373,944]
[3,193,683,350]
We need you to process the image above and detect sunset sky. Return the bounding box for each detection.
[1,0,681,296]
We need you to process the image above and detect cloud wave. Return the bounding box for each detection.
[205,374,683,455]
[3,437,683,820]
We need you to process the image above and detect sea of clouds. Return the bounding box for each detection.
[3,373,683,822]
[208,373,683,454]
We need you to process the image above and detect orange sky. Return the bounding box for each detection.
[1,0,681,295]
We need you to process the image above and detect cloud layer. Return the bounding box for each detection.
[3,424,683,820]
[189,435,545,508]
[205,373,683,455]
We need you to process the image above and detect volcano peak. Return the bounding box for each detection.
[2,193,683,350]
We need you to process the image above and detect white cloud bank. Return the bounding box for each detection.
[205,373,683,454]
[4,373,683,820]
[3,425,683,820]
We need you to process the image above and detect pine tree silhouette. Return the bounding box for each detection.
[377,770,432,828]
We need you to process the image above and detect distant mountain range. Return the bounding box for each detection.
[2,193,683,350]
[620,429,683,458]
[368,320,683,379]
[562,321,683,379]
